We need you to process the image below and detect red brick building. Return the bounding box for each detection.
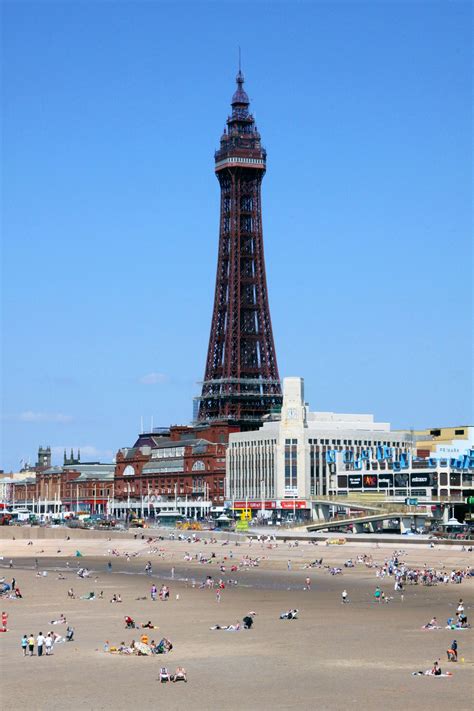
[114,423,239,507]
[12,464,115,513]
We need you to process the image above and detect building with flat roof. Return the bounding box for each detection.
[226,377,474,520]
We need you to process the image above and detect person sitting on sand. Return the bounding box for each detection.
[50,614,66,625]
[173,666,187,682]
[280,609,298,620]
[431,661,442,676]
[124,616,136,629]
[156,638,173,653]
[159,667,171,682]
[243,615,253,629]
[68,588,75,599]
[140,633,149,645]
[424,617,439,629]
[80,591,95,600]
[141,620,155,629]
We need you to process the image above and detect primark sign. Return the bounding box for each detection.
[326,447,474,471]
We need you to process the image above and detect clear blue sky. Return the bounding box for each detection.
[1,1,472,471]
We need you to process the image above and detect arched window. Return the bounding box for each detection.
[192,460,205,471]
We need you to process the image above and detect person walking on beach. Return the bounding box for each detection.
[151,584,157,601]
[447,639,458,662]
[374,587,381,603]
[287,560,291,571]
[21,634,28,656]
[28,634,35,656]
[305,577,311,590]
[45,633,53,656]
[342,590,348,603]
[216,590,221,603]
[37,632,45,657]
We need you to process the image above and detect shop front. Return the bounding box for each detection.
[230,499,311,524]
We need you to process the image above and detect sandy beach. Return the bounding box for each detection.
[0,529,472,711]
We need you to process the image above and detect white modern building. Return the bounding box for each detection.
[226,377,474,520]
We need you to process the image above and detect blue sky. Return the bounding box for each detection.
[1,1,472,471]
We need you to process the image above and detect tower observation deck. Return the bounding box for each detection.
[196,69,282,427]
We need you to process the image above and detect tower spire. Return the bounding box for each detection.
[231,65,249,110]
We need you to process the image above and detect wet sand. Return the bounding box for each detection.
[0,532,473,710]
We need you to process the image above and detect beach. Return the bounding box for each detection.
[0,529,472,710]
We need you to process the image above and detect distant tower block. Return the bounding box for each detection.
[196,69,282,427]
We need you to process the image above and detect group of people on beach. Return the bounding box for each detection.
[104,636,173,655]
[150,583,170,601]
[20,626,74,656]
[0,576,23,600]
[2,529,471,694]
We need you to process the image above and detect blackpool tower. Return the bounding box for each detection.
[197,69,282,427]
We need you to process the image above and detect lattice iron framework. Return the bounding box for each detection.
[196,70,282,426]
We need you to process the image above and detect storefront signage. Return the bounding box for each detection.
[325,448,474,470]
[232,501,276,510]
[410,473,435,487]
[348,475,362,489]
[232,500,308,510]
[279,500,308,510]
